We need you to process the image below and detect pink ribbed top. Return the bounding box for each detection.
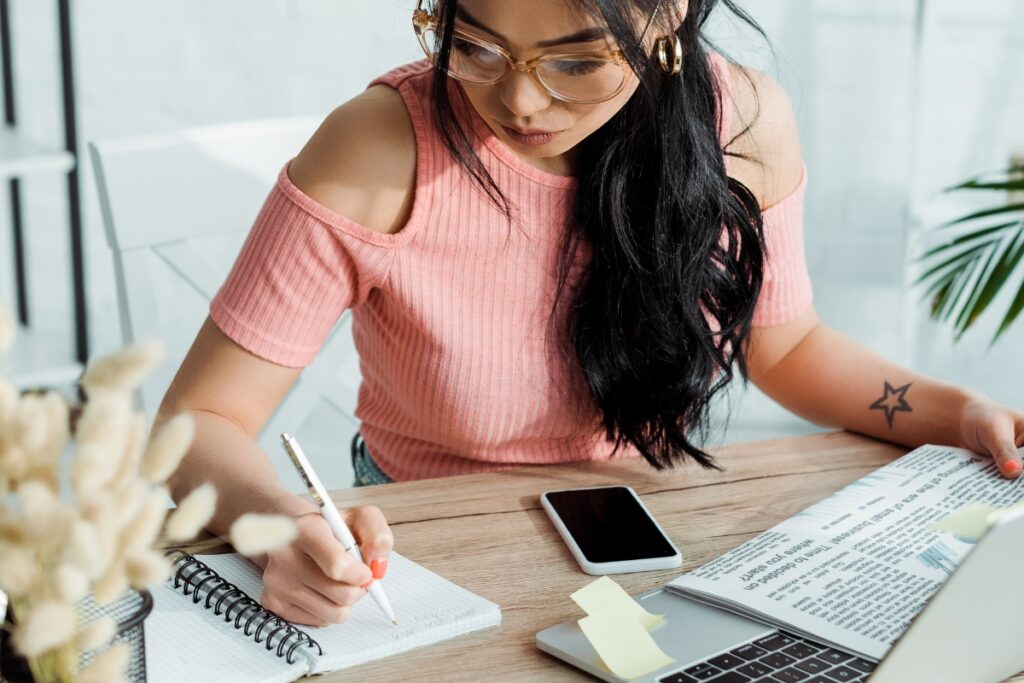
[210,55,812,481]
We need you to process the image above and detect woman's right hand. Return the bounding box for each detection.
[259,508,391,626]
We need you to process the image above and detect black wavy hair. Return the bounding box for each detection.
[427,0,769,469]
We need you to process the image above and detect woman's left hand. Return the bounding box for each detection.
[957,396,1024,478]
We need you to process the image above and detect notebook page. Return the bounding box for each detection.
[146,581,309,683]
[199,551,501,673]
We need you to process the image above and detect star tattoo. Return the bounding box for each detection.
[869,381,913,429]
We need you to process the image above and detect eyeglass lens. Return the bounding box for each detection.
[419,27,625,102]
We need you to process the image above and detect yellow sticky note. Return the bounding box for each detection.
[931,501,1024,541]
[571,576,663,630]
[578,611,675,680]
[930,502,999,540]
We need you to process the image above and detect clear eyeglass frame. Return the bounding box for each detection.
[411,3,632,105]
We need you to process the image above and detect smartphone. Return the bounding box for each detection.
[540,485,681,575]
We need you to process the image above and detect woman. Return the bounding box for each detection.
[160,0,1024,627]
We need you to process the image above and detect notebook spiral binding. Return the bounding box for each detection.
[169,552,323,664]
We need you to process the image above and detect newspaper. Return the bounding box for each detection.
[667,444,1024,660]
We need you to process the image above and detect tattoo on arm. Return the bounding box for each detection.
[869,381,913,428]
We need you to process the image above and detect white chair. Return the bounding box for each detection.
[89,117,362,491]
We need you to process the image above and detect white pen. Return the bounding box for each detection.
[280,433,397,625]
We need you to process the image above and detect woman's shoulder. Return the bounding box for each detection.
[287,84,417,236]
[720,59,804,210]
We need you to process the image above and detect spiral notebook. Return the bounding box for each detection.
[146,552,501,682]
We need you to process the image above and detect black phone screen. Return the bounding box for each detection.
[545,486,677,563]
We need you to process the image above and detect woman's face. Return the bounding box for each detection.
[451,0,645,176]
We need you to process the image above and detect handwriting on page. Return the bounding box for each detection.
[192,551,501,676]
[388,607,479,641]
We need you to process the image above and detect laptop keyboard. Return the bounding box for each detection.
[658,631,875,682]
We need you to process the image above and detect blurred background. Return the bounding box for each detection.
[2,0,1023,489]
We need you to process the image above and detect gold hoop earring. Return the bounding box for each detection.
[655,34,683,75]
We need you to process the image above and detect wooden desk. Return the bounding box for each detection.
[183,431,1021,681]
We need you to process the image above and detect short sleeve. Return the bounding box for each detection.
[209,165,396,367]
[751,168,814,327]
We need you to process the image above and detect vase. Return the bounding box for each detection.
[0,590,153,683]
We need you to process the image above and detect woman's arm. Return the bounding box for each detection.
[159,318,313,530]
[160,318,388,626]
[745,309,1024,477]
[163,82,414,530]
[158,84,415,625]
[727,65,1024,476]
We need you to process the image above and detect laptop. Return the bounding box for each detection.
[537,507,1024,683]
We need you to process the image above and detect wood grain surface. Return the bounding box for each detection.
[174,431,1020,682]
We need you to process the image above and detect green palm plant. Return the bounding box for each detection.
[915,161,1024,346]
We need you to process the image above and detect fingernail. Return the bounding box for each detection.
[370,558,388,580]
[1005,460,1022,475]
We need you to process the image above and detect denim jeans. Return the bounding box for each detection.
[351,433,395,487]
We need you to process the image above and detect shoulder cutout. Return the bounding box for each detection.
[722,63,804,210]
[288,84,417,235]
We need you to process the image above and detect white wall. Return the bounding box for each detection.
[5,1,1024,473]
[8,0,420,488]
[704,0,1024,446]
[12,0,420,363]
[906,1,1024,412]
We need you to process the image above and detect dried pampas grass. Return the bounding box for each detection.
[124,548,172,588]
[18,479,73,543]
[62,519,104,580]
[120,487,171,553]
[0,376,17,422]
[80,341,164,396]
[164,482,216,542]
[0,545,39,597]
[14,394,51,453]
[75,642,129,683]
[0,296,13,353]
[0,441,28,481]
[33,392,71,472]
[76,616,115,653]
[0,328,220,682]
[71,394,132,498]
[111,479,149,530]
[229,513,298,557]
[92,566,128,607]
[55,563,90,602]
[141,413,194,484]
[12,600,78,657]
[109,413,148,490]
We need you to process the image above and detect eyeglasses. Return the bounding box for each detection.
[412,1,660,104]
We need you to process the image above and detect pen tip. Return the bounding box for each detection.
[392,619,398,625]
